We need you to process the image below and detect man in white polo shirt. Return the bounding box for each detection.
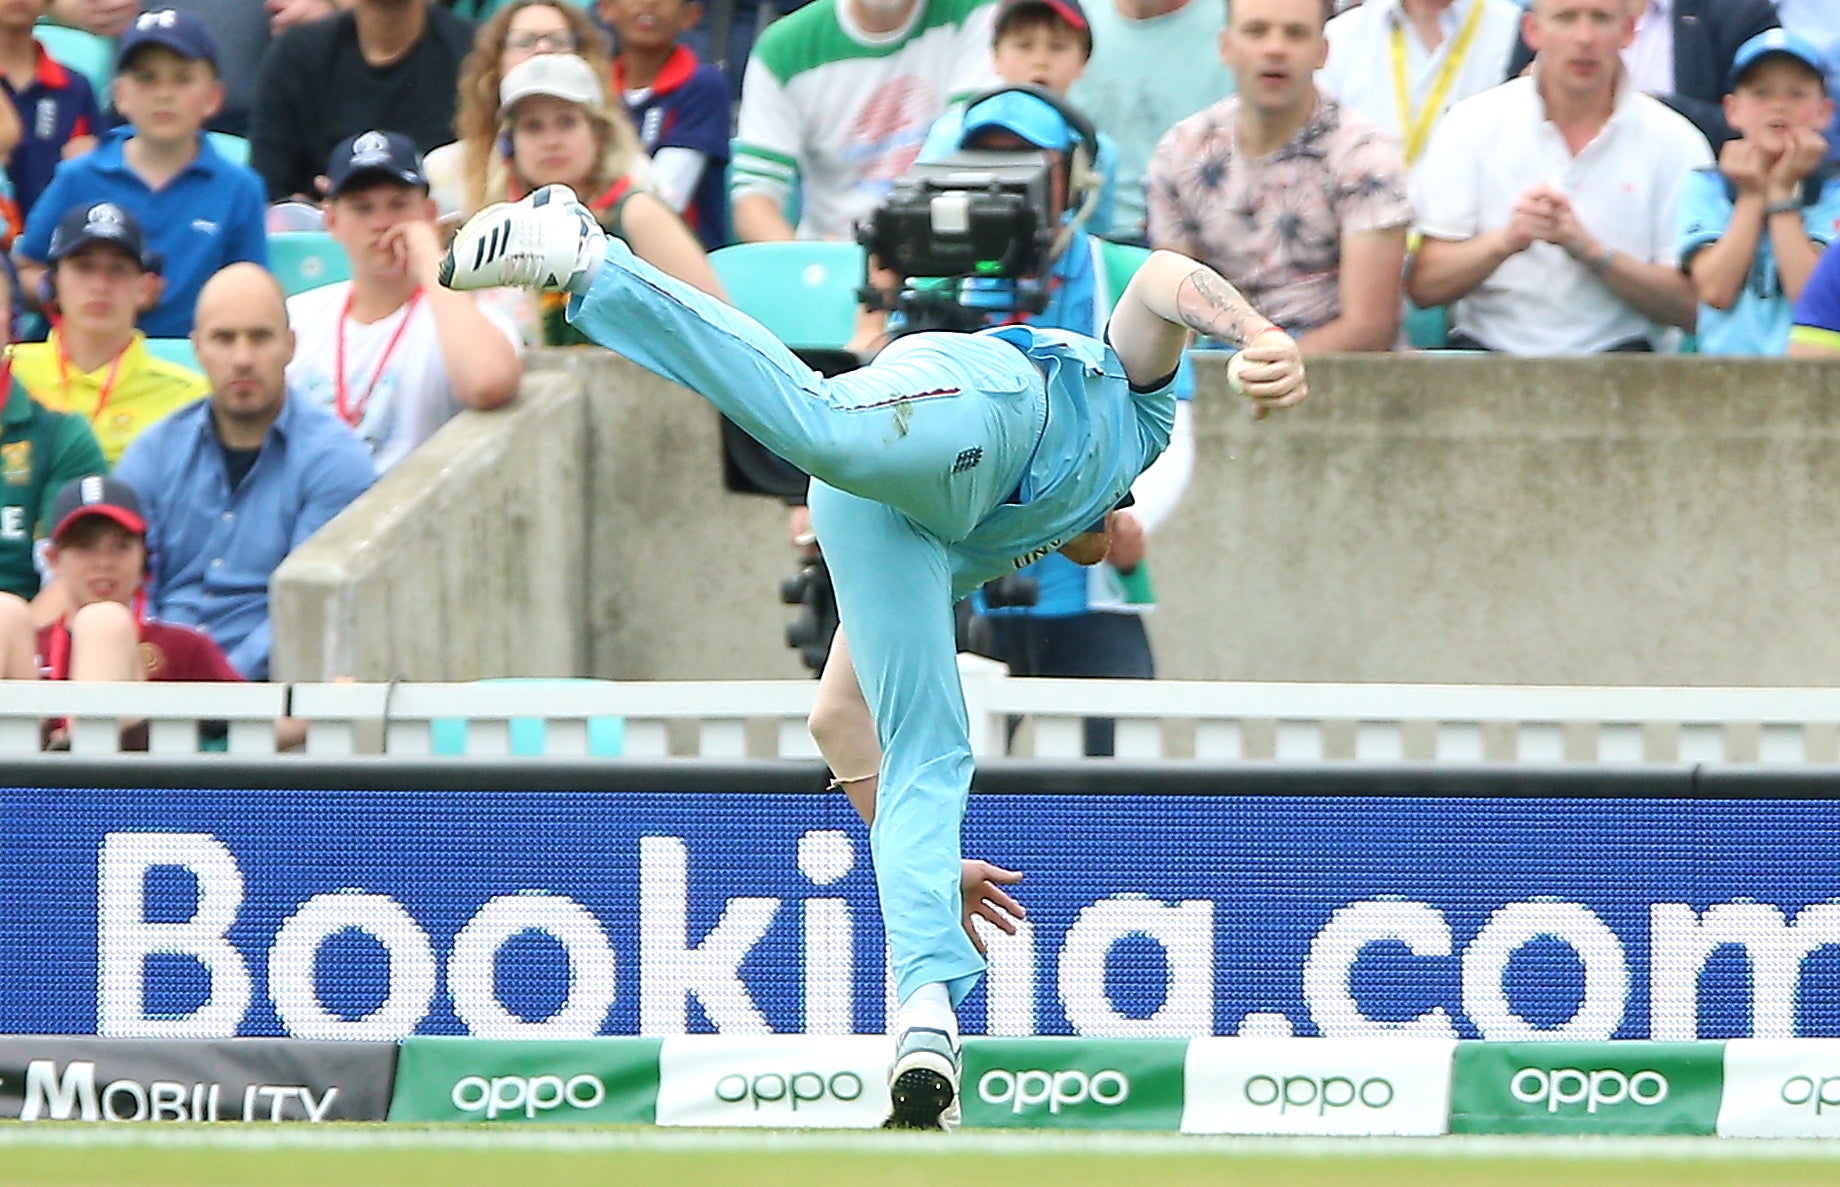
[1405,0,1710,354]
[1318,0,1524,176]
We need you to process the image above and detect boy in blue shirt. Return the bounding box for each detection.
[13,8,266,338]
[1679,29,1840,356]
[440,182,1306,1130]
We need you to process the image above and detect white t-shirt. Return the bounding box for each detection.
[1411,75,1711,354]
[1318,0,1525,172]
[285,281,523,473]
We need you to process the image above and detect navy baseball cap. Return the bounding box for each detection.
[325,130,428,197]
[116,8,218,71]
[47,201,157,271]
[1728,29,1828,91]
[50,476,146,544]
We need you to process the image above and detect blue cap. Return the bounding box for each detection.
[325,130,428,196]
[115,8,217,71]
[1728,28,1828,91]
[959,90,1079,152]
[47,201,157,272]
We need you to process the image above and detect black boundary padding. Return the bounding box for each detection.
[4,758,1839,799]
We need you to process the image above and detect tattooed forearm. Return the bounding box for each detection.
[1175,269,1276,348]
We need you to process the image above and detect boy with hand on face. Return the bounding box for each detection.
[920,0,1120,237]
[1680,30,1840,355]
[603,0,731,250]
[13,8,267,338]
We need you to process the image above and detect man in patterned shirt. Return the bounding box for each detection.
[1145,0,1411,351]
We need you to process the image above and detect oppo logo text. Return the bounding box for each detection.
[450,1073,606,1119]
[1510,1067,1669,1114]
[977,1068,1129,1114]
[1243,1074,1395,1115]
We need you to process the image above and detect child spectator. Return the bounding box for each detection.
[32,476,242,692]
[920,0,1119,237]
[10,201,207,465]
[1680,29,1840,356]
[602,0,730,250]
[0,0,98,221]
[14,9,267,338]
[286,131,521,472]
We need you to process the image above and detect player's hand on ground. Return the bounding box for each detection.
[961,859,1025,955]
[1236,327,1307,420]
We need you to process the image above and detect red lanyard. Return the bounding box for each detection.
[55,333,128,425]
[335,288,422,428]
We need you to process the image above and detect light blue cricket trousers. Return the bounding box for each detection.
[569,237,1053,1008]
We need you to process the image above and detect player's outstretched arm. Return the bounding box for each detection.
[1110,250,1308,419]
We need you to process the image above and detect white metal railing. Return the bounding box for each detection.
[1,662,1839,763]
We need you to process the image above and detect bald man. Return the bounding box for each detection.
[111,263,374,680]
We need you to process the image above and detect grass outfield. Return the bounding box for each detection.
[3,1129,1840,1187]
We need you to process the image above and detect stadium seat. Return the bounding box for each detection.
[142,336,198,372]
[429,678,626,757]
[33,23,112,100]
[268,231,350,297]
[709,240,864,349]
[206,131,250,165]
[1404,300,1448,350]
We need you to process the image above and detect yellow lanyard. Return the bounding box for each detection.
[1390,0,1488,166]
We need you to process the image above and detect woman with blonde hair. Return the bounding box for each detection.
[424,0,614,222]
[493,52,725,343]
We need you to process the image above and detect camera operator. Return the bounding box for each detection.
[852,86,1195,756]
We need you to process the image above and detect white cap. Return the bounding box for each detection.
[499,53,604,116]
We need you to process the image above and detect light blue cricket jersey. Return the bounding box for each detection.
[942,321,1175,600]
[1678,165,1840,355]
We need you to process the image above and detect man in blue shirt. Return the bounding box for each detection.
[112,263,373,680]
[14,10,267,338]
[440,181,1306,1130]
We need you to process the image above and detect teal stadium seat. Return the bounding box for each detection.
[34,22,111,100]
[1404,300,1449,350]
[142,337,198,372]
[708,241,863,349]
[206,131,250,165]
[268,231,351,297]
[429,678,626,757]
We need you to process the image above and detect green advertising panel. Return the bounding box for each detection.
[961,1037,1187,1130]
[388,1038,662,1124]
[1449,1041,1723,1136]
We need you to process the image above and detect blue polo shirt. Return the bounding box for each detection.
[111,392,374,680]
[18,127,269,338]
[5,43,98,219]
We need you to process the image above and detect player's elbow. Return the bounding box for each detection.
[454,349,523,410]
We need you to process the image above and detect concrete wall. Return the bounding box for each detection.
[273,351,1840,686]
[270,365,592,681]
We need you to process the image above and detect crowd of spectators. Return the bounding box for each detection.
[0,0,1836,733]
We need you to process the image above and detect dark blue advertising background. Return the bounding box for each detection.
[6,782,1840,1038]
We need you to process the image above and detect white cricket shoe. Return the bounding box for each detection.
[883,1026,961,1131]
[439,184,605,293]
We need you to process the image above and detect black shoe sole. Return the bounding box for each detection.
[882,1067,955,1130]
